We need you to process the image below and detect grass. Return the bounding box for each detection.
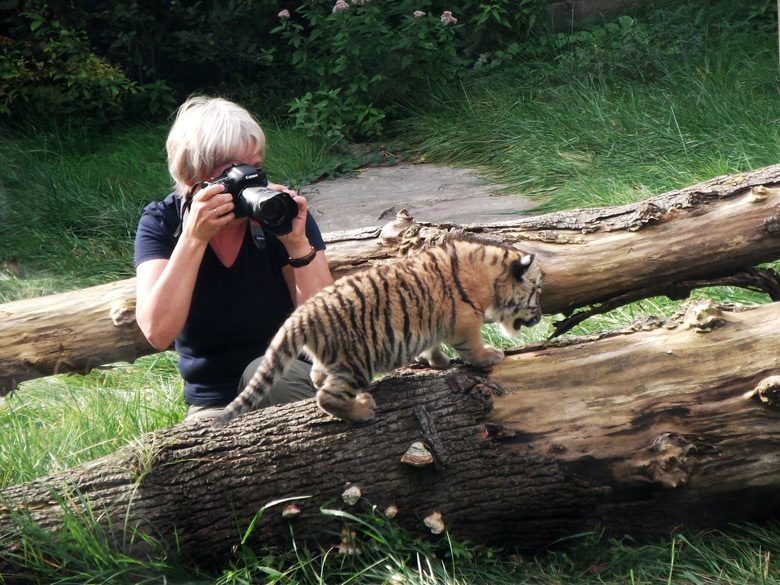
[0,352,184,488]
[214,512,780,585]
[395,3,780,212]
[2,1,780,583]
[3,494,778,584]
[0,120,346,300]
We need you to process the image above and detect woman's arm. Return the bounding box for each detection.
[135,183,235,350]
[136,242,205,350]
[273,189,334,306]
[281,251,333,306]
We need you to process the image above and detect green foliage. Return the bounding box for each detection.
[0,4,179,122]
[1,0,549,134]
[0,7,138,121]
[71,0,280,94]
[459,0,546,59]
[273,0,467,142]
[271,0,545,140]
[130,79,179,117]
[546,4,720,84]
[543,1,779,84]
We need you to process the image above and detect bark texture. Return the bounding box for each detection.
[2,300,780,576]
[4,163,780,395]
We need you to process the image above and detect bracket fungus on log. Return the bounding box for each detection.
[423,512,445,535]
[400,441,434,467]
[342,485,362,506]
[282,504,301,518]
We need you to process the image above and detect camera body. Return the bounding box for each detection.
[206,164,298,236]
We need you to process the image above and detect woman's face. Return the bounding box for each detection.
[201,146,264,229]
[210,150,263,180]
[208,148,263,183]
[185,143,263,188]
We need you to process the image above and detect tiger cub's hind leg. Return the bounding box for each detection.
[310,359,328,388]
[315,373,376,423]
[415,344,451,369]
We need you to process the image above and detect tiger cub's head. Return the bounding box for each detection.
[487,249,542,338]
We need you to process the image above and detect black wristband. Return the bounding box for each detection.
[288,246,317,268]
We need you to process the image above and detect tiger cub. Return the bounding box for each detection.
[211,234,542,428]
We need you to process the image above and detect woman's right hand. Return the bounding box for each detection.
[182,183,236,243]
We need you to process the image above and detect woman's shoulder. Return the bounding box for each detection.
[138,192,180,233]
[142,192,179,220]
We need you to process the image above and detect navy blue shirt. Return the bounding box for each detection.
[134,192,326,406]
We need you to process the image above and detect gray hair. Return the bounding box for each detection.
[166,96,267,196]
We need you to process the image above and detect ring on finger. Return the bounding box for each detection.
[213,207,219,217]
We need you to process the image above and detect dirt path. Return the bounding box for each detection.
[302,163,536,232]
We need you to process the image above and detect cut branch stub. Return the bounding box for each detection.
[683,299,726,331]
[617,432,703,489]
[752,376,780,408]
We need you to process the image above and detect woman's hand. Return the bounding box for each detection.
[266,183,334,305]
[182,183,236,243]
[267,184,311,258]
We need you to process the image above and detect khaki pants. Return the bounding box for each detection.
[186,358,316,420]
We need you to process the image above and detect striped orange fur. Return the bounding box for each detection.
[212,234,542,427]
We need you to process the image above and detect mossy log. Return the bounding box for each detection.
[2,300,780,578]
[4,163,780,395]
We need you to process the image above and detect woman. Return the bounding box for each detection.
[134,96,333,419]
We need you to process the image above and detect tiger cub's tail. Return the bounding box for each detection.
[211,314,306,428]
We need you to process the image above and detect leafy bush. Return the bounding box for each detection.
[0,8,137,121]
[458,0,546,57]
[529,5,704,86]
[541,2,777,85]
[2,0,548,134]
[273,0,469,142]
[68,0,282,100]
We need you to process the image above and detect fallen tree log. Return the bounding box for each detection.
[2,299,780,577]
[4,163,780,395]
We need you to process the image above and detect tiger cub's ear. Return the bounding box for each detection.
[511,254,535,281]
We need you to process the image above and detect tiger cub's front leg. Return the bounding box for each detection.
[315,373,376,422]
[452,323,505,367]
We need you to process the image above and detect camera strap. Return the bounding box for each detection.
[173,183,205,238]
[250,222,267,250]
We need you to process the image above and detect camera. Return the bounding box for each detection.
[207,163,298,236]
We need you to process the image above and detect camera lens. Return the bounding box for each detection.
[238,187,297,235]
[258,196,286,226]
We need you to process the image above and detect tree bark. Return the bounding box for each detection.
[4,163,780,395]
[2,300,780,577]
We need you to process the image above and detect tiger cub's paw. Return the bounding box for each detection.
[415,347,451,369]
[348,392,377,422]
[466,346,505,368]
